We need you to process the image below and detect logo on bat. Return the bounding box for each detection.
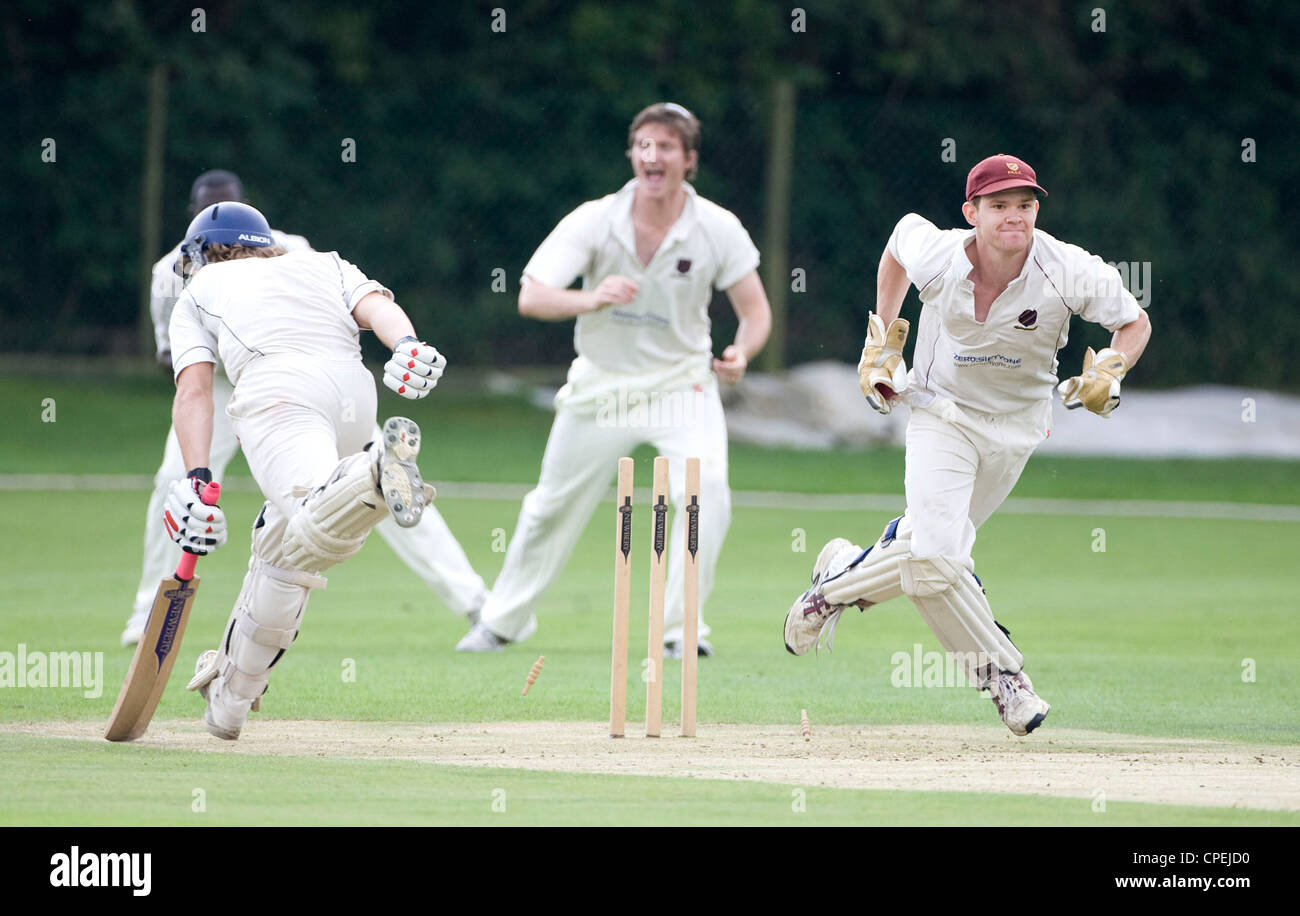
[153,585,194,668]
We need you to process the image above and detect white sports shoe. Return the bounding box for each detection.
[120,610,148,647]
[987,670,1050,736]
[664,638,714,659]
[455,622,510,652]
[187,649,251,740]
[378,417,433,528]
[783,538,868,655]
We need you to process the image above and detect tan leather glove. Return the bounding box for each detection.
[857,313,910,414]
[1057,347,1128,417]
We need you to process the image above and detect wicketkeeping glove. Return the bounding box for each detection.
[383,336,444,399]
[858,312,910,414]
[163,473,227,555]
[1057,346,1128,418]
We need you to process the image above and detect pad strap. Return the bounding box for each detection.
[232,611,297,650]
[219,657,268,701]
[256,559,327,591]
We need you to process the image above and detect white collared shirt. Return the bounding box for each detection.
[888,213,1143,415]
[150,229,311,362]
[168,250,390,387]
[522,180,760,383]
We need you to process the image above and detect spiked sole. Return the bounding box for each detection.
[379,417,426,528]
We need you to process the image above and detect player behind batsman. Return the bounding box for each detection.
[783,154,1151,735]
[456,102,772,655]
[164,200,445,739]
[122,170,487,646]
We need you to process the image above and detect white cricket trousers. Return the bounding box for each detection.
[480,382,732,643]
[903,396,1052,567]
[132,368,486,619]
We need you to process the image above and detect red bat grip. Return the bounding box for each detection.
[174,481,221,581]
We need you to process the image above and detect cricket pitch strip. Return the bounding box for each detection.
[6,720,1297,811]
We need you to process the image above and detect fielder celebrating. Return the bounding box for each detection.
[165,201,444,739]
[784,154,1151,735]
[457,102,772,654]
[122,170,486,646]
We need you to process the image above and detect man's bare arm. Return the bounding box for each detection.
[517,275,638,321]
[1110,308,1152,368]
[351,291,418,349]
[713,271,772,383]
[173,362,215,471]
[875,249,911,323]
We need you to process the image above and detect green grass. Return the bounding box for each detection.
[2,491,1296,744]
[2,736,1292,826]
[3,370,1298,502]
[2,369,1297,825]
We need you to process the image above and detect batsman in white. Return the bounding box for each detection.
[457,102,772,654]
[784,154,1152,735]
[122,170,486,647]
[164,200,445,739]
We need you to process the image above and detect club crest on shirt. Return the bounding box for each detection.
[1014,308,1038,330]
[675,258,692,274]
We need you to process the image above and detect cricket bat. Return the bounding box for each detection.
[105,481,220,742]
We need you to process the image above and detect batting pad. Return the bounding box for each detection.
[899,555,1022,686]
[821,515,910,608]
[282,450,388,573]
[210,559,325,702]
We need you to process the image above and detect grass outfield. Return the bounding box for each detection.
[3,369,1299,502]
[1,369,1297,825]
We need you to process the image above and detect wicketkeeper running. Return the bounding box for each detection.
[784,154,1152,735]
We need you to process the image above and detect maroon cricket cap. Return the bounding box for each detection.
[966,154,1047,201]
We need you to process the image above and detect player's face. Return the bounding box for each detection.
[966,189,1038,253]
[629,123,697,197]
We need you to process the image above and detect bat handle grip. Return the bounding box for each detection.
[175,481,222,581]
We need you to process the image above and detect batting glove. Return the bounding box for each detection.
[384,336,445,399]
[858,312,910,414]
[1057,346,1128,417]
[163,473,227,555]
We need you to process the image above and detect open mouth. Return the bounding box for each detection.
[643,168,666,186]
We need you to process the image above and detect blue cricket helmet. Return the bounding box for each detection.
[179,201,273,277]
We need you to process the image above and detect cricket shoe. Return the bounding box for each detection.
[986,669,1050,736]
[186,649,253,740]
[664,639,714,659]
[120,609,148,647]
[783,538,868,656]
[456,621,510,652]
[378,417,434,528]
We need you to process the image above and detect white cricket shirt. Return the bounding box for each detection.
[150,229,310,362]
[888,213,1143,415]
[522,180,759,406]
[168,250,390,387]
